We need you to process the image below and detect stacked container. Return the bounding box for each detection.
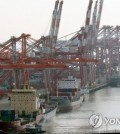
[0,110,15,122]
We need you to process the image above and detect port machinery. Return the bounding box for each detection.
[0,33,98,93]
[0,0,120,95]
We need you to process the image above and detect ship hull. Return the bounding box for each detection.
[50,94,84,112]
[0,120,21,130]
[42,106,57,120]
[58,95,84,112]
[0,114,42,132]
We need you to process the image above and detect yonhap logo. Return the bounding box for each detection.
[89,113,103,128]
[104,117,120,125]
[89,113,120,129]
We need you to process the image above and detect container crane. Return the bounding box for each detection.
[49,0,59,38]
[92,0,98,46]
[96,0,104,31]
[54,0,63,43]
[0,0,103,92]
[83,0,93,47]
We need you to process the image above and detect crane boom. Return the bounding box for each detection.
[96,0,104,30]
[54,1,63,40]
[49,0,59,37]
[83,0,93,46]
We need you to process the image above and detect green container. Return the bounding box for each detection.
[2,116,11,122]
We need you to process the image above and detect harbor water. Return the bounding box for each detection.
[42,86,120,133]
[1,86,120,133]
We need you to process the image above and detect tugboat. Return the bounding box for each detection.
[25,123,46,133]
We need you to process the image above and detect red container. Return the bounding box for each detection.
[72,92,77,96]
[53,92,72,96]
[72,88,78,92]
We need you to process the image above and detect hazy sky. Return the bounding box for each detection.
[0,0,119,42]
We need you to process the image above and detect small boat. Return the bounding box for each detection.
[25,123,46,133]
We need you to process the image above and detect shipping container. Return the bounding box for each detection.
[53,92,72,96]
[71,92,77,96]
[1,116,11,122]
[58,88,78,92]
[1,110,15,116]
[10,115,15,121]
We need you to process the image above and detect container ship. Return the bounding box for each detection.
[50,76,84,112]
[0,84,57,132]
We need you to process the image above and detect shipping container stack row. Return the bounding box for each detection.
[53,88,80,101]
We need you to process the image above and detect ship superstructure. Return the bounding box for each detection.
[10,85,40,115]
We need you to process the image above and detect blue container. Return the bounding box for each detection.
[11,115,15,121]
[1,110,15,116]
[58,88,73,92]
